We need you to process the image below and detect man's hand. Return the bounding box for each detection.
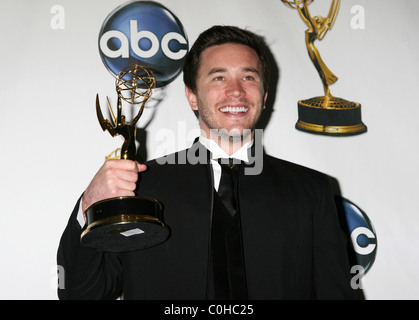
[81,160,147,213]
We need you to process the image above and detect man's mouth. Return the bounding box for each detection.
[219,106,249,114]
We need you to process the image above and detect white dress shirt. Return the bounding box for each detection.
[198,135,251,191]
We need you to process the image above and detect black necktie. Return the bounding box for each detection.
[217,158,240,216]
[209,158,247,300]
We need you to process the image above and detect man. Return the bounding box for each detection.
[57,26,355,300]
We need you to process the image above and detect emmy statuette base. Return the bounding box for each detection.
[81,196,169,252]
[296,96,367,136]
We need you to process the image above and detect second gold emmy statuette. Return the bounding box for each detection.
[282,0,367,136]
[81,64,169,252]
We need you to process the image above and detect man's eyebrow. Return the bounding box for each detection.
[207,68,227,76]
[243,67,260,74]
[207,67,260,75]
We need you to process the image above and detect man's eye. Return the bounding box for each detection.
[244,75,255,81]
[214,76,224,81]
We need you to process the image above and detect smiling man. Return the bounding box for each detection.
[184,26,270,156]
[58,26,355,300]
[185,42,266,153]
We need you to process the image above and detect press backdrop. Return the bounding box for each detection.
[0,0,418,300]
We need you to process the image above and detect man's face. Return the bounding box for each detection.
[185,43,267,141]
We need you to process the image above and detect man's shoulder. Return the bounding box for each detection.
[263,154,328,181]
[145,143,209,167]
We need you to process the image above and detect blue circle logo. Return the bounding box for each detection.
[339,197,377,274]
[98,1,189,87]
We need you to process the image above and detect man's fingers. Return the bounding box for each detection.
[105,159,146,172]
[107,178,137,194]
[107,167,139,184]
[106,187,136,198]
[82,160,147,211]
[137,163,147,172]
[103,160,147,181]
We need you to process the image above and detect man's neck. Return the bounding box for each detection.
[200,129,254,156]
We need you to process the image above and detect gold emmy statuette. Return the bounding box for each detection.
[282,0,367,135]
[81,64,169,252]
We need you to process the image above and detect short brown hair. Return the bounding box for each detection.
[183,25,270,94]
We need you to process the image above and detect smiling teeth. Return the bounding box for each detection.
[220,106,249,113]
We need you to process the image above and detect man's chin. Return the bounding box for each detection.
[210,127,253,140]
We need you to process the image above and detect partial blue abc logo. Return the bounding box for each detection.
[98,1,189,87]
[338,197,377,274]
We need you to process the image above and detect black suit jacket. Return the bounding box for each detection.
[57,142,355,300]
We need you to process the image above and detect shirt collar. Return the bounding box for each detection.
[199,135,252,163]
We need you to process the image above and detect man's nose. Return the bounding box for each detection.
[225,79,245,98]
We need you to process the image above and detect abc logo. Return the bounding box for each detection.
[99,1,189,87]
[339,197,377,274]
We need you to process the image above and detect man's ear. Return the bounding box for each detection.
[185,86,198,111]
